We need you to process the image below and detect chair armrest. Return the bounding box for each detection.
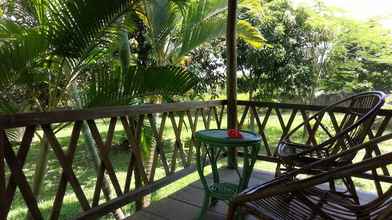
[277,141,324,159]
[233,134,392,205]
[240,174,293,195]
[280,141,315,149]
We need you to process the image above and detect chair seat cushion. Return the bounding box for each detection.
[240,187,360,220]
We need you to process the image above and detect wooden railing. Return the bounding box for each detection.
[1,100,392,219]
[0,101,225,220]
[236,100,392,185]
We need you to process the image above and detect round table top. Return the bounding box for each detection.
[195,129,261,146]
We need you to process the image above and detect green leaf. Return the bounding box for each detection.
[0,27,48,87]
[239,0,263,19]
[143,0,179,63]
[0,20,28,40]
[0,98,22,142]
[46,0,133,58]
[237,20,265,49]
[175,0,228,61]
[82,65,199,107]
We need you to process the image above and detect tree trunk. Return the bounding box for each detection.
[26,135,49,220]
[119,28,145,210]
[80,122,125,219]
[32,136,49,196]
[142,124,155,208]
[71,85,125,219]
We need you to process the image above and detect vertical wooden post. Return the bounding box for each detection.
[0,130,5,219]
[226,0,238,169]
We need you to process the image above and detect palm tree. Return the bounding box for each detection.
[0,0,198,218]
[124,0,265,207]
[140,0,264,66]
[1,0,265,217]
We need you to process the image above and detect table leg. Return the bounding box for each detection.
[197,194,210,220]
[240,144,260,190]
[209,146,220,184]
[208,145,221,207]
[196,141,210,220]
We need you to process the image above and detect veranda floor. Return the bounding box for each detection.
[127,168,377,220]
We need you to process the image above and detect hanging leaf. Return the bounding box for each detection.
[239,0,263,19]
[46,0,133,58]
[0,27,48,88]
[237,20,265,49]
[81,65,199,108]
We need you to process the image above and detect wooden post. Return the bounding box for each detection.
[0,130,5,220]
[226,0,238,169]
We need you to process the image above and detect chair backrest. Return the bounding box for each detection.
[327,92,386,157]
[349,150,392,219]
[236,134,392,220]
[368,187,391,219]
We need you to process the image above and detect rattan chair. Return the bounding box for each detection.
[228,134,392,220]
[275,91,385,203]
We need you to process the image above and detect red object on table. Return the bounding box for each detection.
[227,129,243,138]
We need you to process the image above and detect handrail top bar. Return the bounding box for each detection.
[2,98,392,129]
[0,100,225,129]
[236,100,392,116]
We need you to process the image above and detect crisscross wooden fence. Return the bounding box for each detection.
[0,100,391,219]
[0,101,225,219]
[236,100,392,193]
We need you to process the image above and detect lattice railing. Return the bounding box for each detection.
[236,100,392,186]
[0,101,225,219]
[1,100,392,219]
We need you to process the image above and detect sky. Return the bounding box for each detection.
[292,0,392,29]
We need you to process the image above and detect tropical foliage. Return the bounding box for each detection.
[322,19,392,93]
[236,0,332,102]
[233,0,392,102]
[0,1,264,218]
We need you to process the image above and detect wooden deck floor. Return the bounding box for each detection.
[126,169,272,220]
[126,169,377,220]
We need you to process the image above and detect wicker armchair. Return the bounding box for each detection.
[276,92,385,202]
[228,134,392,220]
[277,92,385,168]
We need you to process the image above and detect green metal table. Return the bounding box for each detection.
[194,129,261,220]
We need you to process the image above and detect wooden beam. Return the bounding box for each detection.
[226,0,238,169]
[226,0,238,130]
[0,100,224,129]
[74,165,200,220]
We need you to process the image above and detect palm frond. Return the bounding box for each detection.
[237,20,265,49]
[0,27,48,87]
[175,0,227,61]
[142,0,179,63]
[174,0,264,60]
[169,0,190,11]
[1,0,39,26]
[0,98,19,114]
[144,0,178,40]
[239,0,263,19]
[29,0,50,25]
[0,19,28,40]
[0,98,23,143]
[46,0,133,58]
[81,65,198,108]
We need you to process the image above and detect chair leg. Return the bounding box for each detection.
[227,203,237,220]
[210,198,218,207]
[275,161,282,177]
[276,161,295,178]
[329,179,336,192]
[344,177,360,204]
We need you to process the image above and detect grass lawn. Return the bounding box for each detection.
[6,107,392,219]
